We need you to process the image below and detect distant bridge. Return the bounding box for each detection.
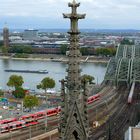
[104,45,140,86]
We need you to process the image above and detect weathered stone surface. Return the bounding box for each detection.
[60,1,89,140]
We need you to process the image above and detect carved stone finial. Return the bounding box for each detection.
[72,0,76,4]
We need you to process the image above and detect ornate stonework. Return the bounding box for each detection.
[59,1,89,140]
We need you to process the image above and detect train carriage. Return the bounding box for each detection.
[87,94,100,104]
[0,121,25,133]
[0,118,17,125]
[0,93,101,133]
[34,111,46,120]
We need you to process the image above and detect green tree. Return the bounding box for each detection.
[23,95,39,110]
[12,87,26,98]
[0,41,3,47]
[7,75,24,90]
[37,77,55,108]
[95,47,116,56]
[60,44,68,55]
[109,48,116,56]
[0,90,4,97]
[9,45,32,54]
[37,77,55,93]
[81,74,95,85]
[1,46,8,54]
[121,38,134,45]
[80,47,89,55]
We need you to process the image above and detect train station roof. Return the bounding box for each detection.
[125,122,140,140]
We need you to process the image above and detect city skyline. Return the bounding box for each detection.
[0,0,140,29]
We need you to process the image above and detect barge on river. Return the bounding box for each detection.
[5,69,48,74]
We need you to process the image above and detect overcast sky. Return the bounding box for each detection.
[0,0,140,29]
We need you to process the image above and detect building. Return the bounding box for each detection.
[125,122,140,140]
[23,29,38,41]
[3,27,9,48]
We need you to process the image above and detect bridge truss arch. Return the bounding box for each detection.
[116,58,131,86]
[130,58,140,84]
[104,45,140,86]
[104,58,120,84]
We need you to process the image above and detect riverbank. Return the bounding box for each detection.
[0,54,109,63]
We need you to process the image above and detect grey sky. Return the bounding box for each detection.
[0,0,140,29]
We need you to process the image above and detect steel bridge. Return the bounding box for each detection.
[104,45,140,86]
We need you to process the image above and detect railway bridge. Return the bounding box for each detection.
[105,45,140,86]
[90,45,140,140]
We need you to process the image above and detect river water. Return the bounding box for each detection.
[0,59,107,91]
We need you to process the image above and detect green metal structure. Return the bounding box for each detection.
[104,45,140,86]
[130,58,140,84]
[104,58,120,82]
[117,58,131,85]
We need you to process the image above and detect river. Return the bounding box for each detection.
[0,59,107,91]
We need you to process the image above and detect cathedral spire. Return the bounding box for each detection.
[60,1,89,140]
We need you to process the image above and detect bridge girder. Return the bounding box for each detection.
[116,58,131,85]
[104,58,120,82]
[125,45,134,58]
[130,58,140,84]
[116,45,125,58]
[105,45,140,86]
[116,45,135,58]
[134,45,140,58]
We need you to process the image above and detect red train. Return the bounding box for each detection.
[0,94,100,133]
[87,94,100,104]
[0,108,60,133]
[0,120,38,133]
[0,118,17,125]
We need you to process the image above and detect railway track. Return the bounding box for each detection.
[0,119,59,140]
[90,86,131,140]
[0,85,132,140]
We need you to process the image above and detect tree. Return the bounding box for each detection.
[80,47,89,55]
[12,87,26,98]
[60,44,68,55]
[7,75,24,90]
[9,45,32,54]
[1,46,8,54]
[37,77,55,108]
[121,38,134,45]
[0,41,3,47]
[23,95,39,110]
[0,90,4,97]
[37,77,55,93]
[95,47,116,57]
[81,74,95,85]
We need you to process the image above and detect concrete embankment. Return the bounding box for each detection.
[0,55,109,63]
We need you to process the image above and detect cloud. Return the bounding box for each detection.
[0,0,140,29]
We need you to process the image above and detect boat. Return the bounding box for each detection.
[4,69,48,74]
